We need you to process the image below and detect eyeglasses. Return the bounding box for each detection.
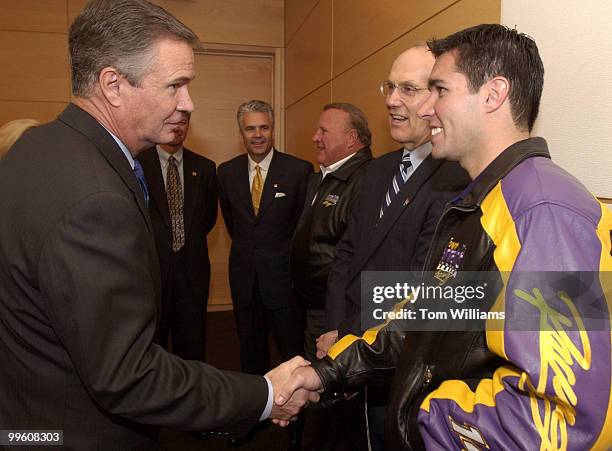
[379,81,428,98]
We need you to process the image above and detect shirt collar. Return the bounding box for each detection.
[403,141,432,172]
[105,129,135,169]
[248,148,274,173]
[320,151,357,179]
[156,145,184,168]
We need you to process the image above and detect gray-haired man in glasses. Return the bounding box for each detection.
[316,45,469,450]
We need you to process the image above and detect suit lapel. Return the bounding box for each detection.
[59,104,154,237]
[140,149,171,230]
[182,149,199,235]
[233,154,256,220]
[364,150,402,232]
[257,150,283,219]
[357,154,443,274]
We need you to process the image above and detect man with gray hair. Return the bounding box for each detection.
[0,1,315,449]
[218,99,312,378]
[218,99,312,447]
[290,102,373,450]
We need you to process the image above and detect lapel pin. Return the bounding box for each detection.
[274,183,278,188]
[192,171,198,177]
[403,198,410,206]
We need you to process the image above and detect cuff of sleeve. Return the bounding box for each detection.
[259,376,273,421]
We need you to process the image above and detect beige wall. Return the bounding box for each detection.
[0,0,283,125]
[502,0,612,199]
[284,0,501,165]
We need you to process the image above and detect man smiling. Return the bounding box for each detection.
[277,25,612,450]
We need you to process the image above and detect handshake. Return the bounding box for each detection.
[264,356,324,426]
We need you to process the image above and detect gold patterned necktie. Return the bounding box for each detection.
[167,155,185,252]
[251,165,263,215]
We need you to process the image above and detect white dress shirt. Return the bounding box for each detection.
[248,148,274,191]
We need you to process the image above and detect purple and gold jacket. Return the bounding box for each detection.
[313,137,612,450]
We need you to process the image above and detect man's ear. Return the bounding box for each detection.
[98,67,123,107]
[483,76,510,113]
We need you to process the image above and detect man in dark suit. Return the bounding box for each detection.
[316,45,469,450]
[218,100,312,378]
[0,2,314,449]
[139,114,217,362]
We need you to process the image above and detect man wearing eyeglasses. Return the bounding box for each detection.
[317,45,469,450]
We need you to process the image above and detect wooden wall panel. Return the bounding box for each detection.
[285,83,331,165]
[186,52,274,162]
[69,0,284,47]
[0,101,67,126]
[67,0,86,24]
[0,31,70,103]
[285,0,331,107]
[285,0,319,45]
[333,0,501,156]
[0,0,68,33]
[332,0,456,77]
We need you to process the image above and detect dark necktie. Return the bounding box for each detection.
[379,152,412,218]
[167,156,185,252]
[133,160,150,206]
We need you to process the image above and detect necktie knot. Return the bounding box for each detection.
[133,160,149,206]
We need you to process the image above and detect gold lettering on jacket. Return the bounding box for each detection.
[514,288,591,451]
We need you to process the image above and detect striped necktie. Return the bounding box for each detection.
[380,152,412,218]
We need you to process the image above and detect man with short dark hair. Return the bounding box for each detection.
[0,1,314,448]
[278,24,612,450]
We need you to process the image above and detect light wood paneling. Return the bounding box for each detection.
[186,52,274,162]
[67,0,86,24]
[285,0,332,107]
[285,83,331,165]
[0,31,70,103]
[0,0,68,33]
[69,0,284,47]
[333,0,457,77]
[332,0,501,156]
[285,0,319,45]
[186,51,274,307]
[0,101,67,125]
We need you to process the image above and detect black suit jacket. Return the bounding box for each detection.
[326,148,470,335]
[138,146,217,301]
[217,150,312,309]
[0,104,267,450]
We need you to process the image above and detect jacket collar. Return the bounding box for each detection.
[58,103,154,236]
[456,137,551,208]
[324,146,373,182]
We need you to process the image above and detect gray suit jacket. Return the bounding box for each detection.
[0,104,267,450]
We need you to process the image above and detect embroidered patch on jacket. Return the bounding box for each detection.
[321,194,340,207]
[434,237,466,284]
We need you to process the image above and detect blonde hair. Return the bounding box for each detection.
[0,119,40,159]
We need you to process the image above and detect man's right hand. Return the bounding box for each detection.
[271,365,323,426]
[266,356,320,426]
